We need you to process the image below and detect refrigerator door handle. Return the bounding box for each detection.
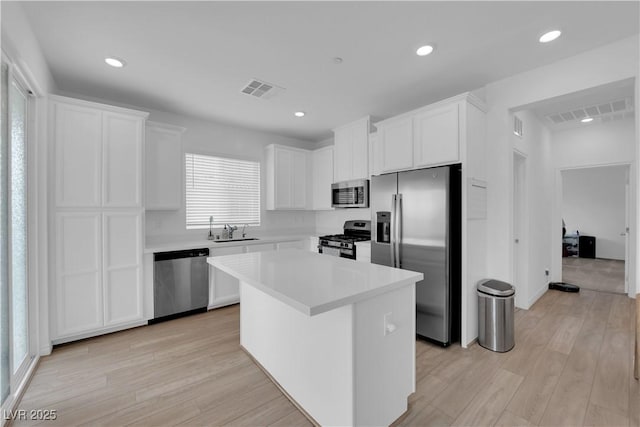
[396,194,402,268]
[390,194,397,267]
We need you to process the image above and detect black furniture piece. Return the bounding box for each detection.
[578,235,596,259]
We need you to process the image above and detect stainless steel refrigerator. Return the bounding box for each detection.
[371,165,461,346]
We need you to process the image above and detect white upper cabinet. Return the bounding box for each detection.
[379,116,413,173]
[413,103,459,168]
[103,112,143,207]
[265,144,309,210]
[145,122,185,210]
[54,102,102,207]
[374,93,480,174]
[368,133,382,177]
[333,116,369,182]
[52,96,147,209]
[311,146,334,210]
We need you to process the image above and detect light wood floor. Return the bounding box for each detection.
[12,290,639,427]
[563,257,625,294]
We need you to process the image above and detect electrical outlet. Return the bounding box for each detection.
[383,312,396,336]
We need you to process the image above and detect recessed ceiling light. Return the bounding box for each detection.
[416,44,433,56]
[294,111,305,118]
[416,45,435,56]
[333,57,343,64]
[581,117,594,123]
[105,57,126,68]
[539,30,561,43]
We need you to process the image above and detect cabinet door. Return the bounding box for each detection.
[312,147,334,210]
[381,117,413,173]
[369,133,382,177]
[209,246,243,308]
[103,212,143,326]
[54,102,102,207]
[274,147,293,209]
[103,112,143,207]
[145,125,182,210]
[351,120,369,179]
[414,103,459,168]
[291,149,307,209]
[333,126,352,183]
[55,213,103,337]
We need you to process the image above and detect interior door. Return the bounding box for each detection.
[398,167,449,343]
[370,173,397,267]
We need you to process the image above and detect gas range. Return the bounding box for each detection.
[318,220,371,260]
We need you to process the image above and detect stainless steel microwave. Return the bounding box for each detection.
[331,179,369,208]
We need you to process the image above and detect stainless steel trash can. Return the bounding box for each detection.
[477,279,515,352]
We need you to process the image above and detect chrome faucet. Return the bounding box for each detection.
[242,224,248,238]
[226,224,238,239]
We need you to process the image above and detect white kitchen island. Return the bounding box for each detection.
[207,249,423,427]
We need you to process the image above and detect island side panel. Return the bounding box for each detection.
[239,281,355,426]
[353,283,416,426]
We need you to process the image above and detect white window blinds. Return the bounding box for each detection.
[185,153,261,229]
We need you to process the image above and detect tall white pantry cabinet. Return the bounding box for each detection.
[50,95,149,343]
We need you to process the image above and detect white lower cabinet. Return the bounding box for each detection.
[55,213,103,336]
[356,241,371,263]
[208,239,310,309]
[209,246,244,309]
[103,212,143,326]
[54,211,144,341]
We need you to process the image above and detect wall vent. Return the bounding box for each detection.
[545,97,634,125]
[240,78,285,100]
[513,115,523,138]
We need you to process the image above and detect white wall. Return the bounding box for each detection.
[141,108,319,241]
[316,208,371,236]
[553,119,636,169]
[484,35,639,310]
[562,166,627,260]
[510,110,554,308]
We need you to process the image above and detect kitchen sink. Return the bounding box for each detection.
[213,238,260,243]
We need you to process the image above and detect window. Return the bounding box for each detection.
[1,57,31,407]
[185,153,260,229]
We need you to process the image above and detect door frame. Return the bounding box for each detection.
[554,162,634,296]
[0,47,44,419]
[512,149,528,308]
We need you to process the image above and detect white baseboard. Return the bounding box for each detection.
[527,282,549,309]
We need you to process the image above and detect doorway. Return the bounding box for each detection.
[560,164,629,294]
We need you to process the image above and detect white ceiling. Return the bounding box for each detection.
[20,1,640,141]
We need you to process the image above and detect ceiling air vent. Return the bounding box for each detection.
[545,97,634,125]
[240,78,285,100]
[513,115,523,138]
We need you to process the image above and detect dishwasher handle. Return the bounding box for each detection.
[154,248,210,262]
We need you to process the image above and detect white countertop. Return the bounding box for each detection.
[207,249,423,316]
[145,234,312,253]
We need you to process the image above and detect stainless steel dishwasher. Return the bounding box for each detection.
[152,248,209,323]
